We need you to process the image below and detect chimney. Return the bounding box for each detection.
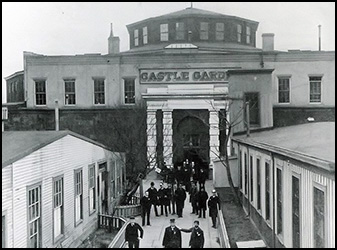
[262,33,275,51]
[108,23,120,54]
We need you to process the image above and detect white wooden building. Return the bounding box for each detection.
[232,122,335,248]
[2,130,125,248]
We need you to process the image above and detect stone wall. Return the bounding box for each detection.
[273,107,335,127]
[4,107,147,179]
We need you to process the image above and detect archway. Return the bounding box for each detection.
[172,110,209,171]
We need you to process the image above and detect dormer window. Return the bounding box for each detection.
[237,24,242,43]
[134,29,139,46]
[143,27,148,44]
[246,26,251,44]
[200,22,209,40]
[175,22,185,40]
[160,24,169,41]
[216,23,225,41]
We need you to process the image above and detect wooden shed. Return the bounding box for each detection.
[232,122,335,248]
[2,130,125,248]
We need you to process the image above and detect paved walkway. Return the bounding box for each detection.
[132,172,220,248]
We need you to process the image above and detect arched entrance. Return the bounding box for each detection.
[172,110,209,170]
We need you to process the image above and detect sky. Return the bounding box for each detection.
[2,2,335,103]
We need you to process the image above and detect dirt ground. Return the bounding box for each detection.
[217,188,262,248]
[77,228,118,248]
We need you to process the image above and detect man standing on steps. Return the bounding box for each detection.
[125,217,144,248]
[147,182,159,216]
[162,218,182,248]
[179,220,205,248]
[140,191,152,226]
[175,183,186,218]
[208,189,221,228]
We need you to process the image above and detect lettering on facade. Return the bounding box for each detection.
[140,69,228,84]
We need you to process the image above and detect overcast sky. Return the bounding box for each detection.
[2,2,335,103]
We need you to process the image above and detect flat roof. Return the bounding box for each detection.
[2,130,118,168]
[233,122,335,172]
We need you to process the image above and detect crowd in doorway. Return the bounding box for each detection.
[126,159,221,248]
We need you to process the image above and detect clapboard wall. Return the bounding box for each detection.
[3,135,124,248]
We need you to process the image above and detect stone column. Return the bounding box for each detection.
[147,109,157,169]
[162,110,173,168]
[209,110,220,161]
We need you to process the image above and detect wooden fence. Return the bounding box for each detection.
[217,209,231,248]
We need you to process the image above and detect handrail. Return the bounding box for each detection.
[108,219,129,248]
[218,209,231,248]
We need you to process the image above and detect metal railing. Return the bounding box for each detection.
[217,209,231,248]
[2,107,8,120]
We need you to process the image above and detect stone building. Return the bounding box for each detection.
[3,7,335,175]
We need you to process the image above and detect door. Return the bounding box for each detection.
[244,92,260,126]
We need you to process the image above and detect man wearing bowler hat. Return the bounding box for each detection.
[162,218,182,248]
[180,220,205,248]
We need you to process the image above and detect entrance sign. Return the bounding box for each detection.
[140,68,228,84]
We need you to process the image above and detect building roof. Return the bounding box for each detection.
[233,122,335,173]
[127,7,258,28]
[2,130,116,168]
[4,70,24,81]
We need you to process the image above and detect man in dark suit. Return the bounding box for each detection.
[175,183,186,218]
[198,168,207,189]
[180,220,205,248]
[140,191,152,226]
[189,182,198,215]
[146,182,159,216]
[125,217,144,248]
[196,187,208,218]
[208,189,221,228]
[162,218,182,248]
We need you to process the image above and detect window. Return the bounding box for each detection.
[134,29,139,46]
[246,26,251,44]
[175,22,185,40]
[309,76,322,103]
[160,24,169,41]
[216,23,225,40]
[53,177,64,241]
[124,78,135,104]
[313,186,325,248]
[257,158,261,210]
[250,155,253,202]
[74,170,83,225]
[239,150,242,190]
[94,78,105,105]
[292,176,300,248]
[28,185,41,248]
[200,22,209,40]
[277,168,283,235]
[116,162,122,195]
[278,77,290,103]
[89,165,96,214]
[143,27,148,44]
[2,215,6,248]
[244,93,260,126]
[64,79,76,105]
[35,80,46,105]
[244,152,248,195]
[237,24,242,42]
[265,162,271,221]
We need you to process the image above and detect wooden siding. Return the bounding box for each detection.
[2,165,13,248]
[234,141,335,248]
[8,135,124,248]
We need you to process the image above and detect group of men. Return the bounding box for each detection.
[162,160,208,192]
